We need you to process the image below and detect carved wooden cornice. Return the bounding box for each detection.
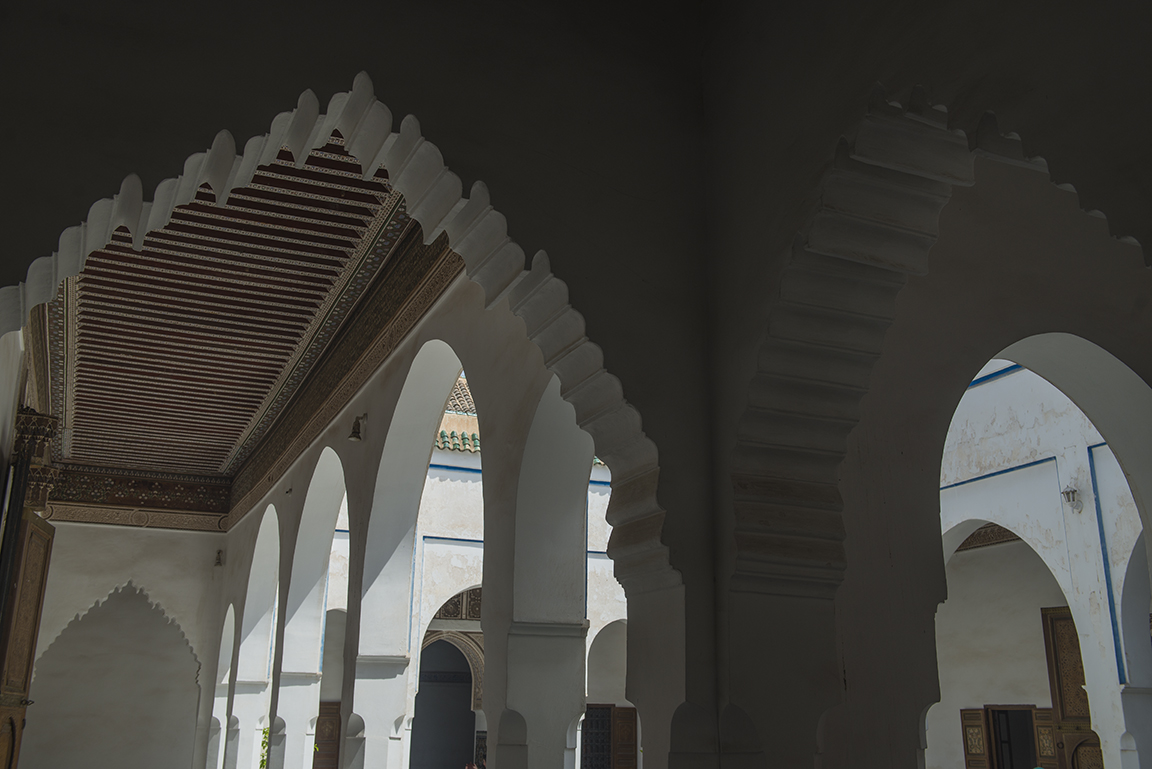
[226,229,461,526]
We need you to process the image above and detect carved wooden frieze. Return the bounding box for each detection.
[48,466,229,514]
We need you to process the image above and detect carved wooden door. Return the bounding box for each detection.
[1040,607,1101,769]
[611,707,637,769]
[0,511,54,769]
[1032,708,1058,769]
[960,708,992,769]
[312,701,341,769]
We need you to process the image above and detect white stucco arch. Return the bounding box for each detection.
[282,447,346,672]
[238,505,281,682]
[359,339,462,656]
[5,72,682,768]
[998,334,1152,578]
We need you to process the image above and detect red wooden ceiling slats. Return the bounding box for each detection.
[59,150,393,475]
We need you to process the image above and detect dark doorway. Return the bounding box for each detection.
[989,709,1036,769]
[409,640,475,769]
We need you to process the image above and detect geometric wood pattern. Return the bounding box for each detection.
[960,708,992,769]
[46,134,408,477]
[434,588,482,621]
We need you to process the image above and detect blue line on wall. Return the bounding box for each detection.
[967,364,1024,389]
[428,462,483,476]
[940,455,1055,491]
[1088,442,1127,684]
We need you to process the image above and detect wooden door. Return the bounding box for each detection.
[1040,607,1101,769]
[312,701,341,769]
[960,709,992,769]
[611,707,637,769]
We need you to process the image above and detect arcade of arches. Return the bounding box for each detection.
[5,11,1152,767]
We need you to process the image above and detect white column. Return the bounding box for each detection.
[504,621,589,768]
[232,681,272,769]
[353,655,411,769]
[277,672,322,769]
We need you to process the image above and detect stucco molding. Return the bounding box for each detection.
[731,88,1140,600]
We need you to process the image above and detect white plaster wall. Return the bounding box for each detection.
[925,541,1068,769]
[940,363,1101,488]
[36,521,224,668]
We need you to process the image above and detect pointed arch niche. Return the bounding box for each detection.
[21,584,200,769]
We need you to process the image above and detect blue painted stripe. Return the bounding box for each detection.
[428,462,483,475]
[968,364,1024,389]
[940,455,1056,491]
[431,462,612,490]
[1088,442,1127,684]
[423,534,608,555]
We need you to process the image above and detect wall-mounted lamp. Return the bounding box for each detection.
[1062,486,1084,513]
[214,549,224,567]
[348,413,368,442]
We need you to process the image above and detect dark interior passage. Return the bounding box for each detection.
[410,640,475,769]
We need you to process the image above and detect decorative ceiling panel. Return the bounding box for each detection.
[47,134,412,477]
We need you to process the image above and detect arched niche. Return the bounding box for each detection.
[22,584,200,769]
[926,523,1072,769]
[283,447,347,674]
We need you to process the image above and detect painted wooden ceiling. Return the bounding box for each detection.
[46,135,412,476]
